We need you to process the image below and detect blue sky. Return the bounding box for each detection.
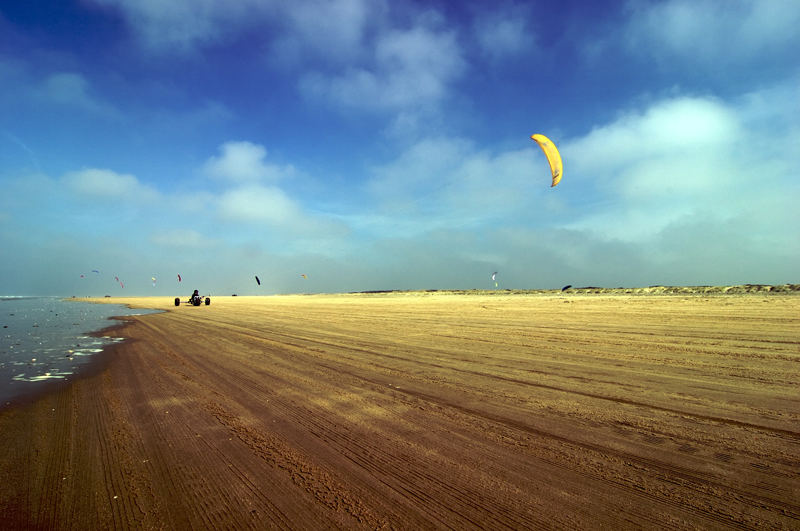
[1,0,798,296]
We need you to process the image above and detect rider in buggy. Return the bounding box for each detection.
[174,290,210,306]
[189,289,202,305]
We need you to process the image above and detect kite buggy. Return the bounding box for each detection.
[174,289,210,306]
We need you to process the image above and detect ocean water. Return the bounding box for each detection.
[0,297,160,406]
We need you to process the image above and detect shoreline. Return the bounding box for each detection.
[2,293,798,528]
[0,317,140,412]
[0,296,161,411]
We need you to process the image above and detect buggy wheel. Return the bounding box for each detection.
[174,297,180,306]
[205,297,211,305]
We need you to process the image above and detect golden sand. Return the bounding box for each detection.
[1,292,798,528]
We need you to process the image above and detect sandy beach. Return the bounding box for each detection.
[1,291,798,529]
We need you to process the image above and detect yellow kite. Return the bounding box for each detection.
[530,134,563,187]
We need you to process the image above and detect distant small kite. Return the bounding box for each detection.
[255,275,261,286]
[301,274,307,279]
[152,276,157,287]
[177,274,182,282]
[91,270,100,274]
[561,285,572,291]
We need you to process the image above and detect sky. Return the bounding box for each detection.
[1,0,798,296]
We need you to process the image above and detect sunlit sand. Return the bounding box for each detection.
[1,290,798,528]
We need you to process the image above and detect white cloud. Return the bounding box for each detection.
[563,86,799,247]
[624,0,800,64]
[473,6,534,60]
[217,184,302,224]
[216,183,349,240]
[368,137,472,198]
[87,0,272,52]
[35,72,116,115]
[364,136,548,235]
[568,96,742,198]
[63,168,159,201]
[301,20,465,111]
[0,61,117,117]
[271,0,378,65]
[88,0,463,115]
[151,228,217,248]
[88,0,376,58]
[41,73,91,104]
[203,141,293,183]
[197,141,350,242]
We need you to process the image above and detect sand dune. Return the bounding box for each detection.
[355,283,800,295]
[1,292,798,528]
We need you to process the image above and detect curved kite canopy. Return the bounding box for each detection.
[530,134,563,187]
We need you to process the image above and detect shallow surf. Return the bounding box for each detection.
[0,297,159,405]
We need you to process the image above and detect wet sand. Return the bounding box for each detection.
[1,292,798,529]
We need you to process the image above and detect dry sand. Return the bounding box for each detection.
[1,292,798,529]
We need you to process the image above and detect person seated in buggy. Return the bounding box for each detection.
[189,289,201,305]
